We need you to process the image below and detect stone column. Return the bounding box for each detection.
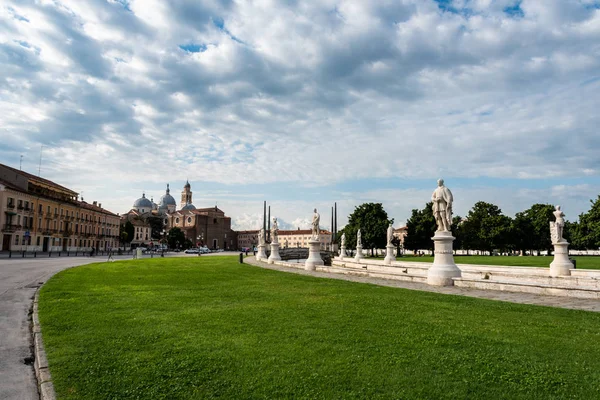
[550,241,573,277]
[256,244,267,261]
[383,245,395,265]
[354,245,363,262]
[305,239,324,270]
[427,231,461,286]
[339,246,346,261]
[268,242,281,264]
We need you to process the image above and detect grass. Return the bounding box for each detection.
[39,256,600,399]
[395,255,600,269]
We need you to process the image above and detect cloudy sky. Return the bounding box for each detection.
[1,0,600,230]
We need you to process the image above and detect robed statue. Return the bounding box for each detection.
[341,232,346,248]
[432,179,453,232]
[387,223,394,246]
[271,217,279,243]
[258,227,265,246]
[550,205,566,243]
[357,229,362,247]
[311,208,320,240]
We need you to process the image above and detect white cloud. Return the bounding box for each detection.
[1,0,600,228]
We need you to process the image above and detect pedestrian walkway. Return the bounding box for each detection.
[245,257,600,312]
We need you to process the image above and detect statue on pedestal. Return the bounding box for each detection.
[258,227,265,246]
[432,179,453,232]
[387,223,394,246]
[284,238,288,248]
[311,208,320,240]
[550,205,565,243]
[357,229,362,247]
[341,232,346,247]
[271,217,279,243]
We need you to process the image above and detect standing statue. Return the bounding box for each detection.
[311,208,320,240]
[258,227,265,246]
[271,217,279,243]
[284,238,288,248]
[431,179,453,232]
[357,229,362,247]
[387,223,394,246]
[550,205,565,243]
[341,232,346,247]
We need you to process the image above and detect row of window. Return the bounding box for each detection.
[5,197,118,227]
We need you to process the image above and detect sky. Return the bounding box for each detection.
[1,0,600,231]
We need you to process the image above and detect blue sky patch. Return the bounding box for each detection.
[179,44,208,53]
[504,1,524,18]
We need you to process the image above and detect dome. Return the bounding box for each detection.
[159,184,177,207]
[184,179,191,189]
[133,193,153,208]
[181,202,196,211]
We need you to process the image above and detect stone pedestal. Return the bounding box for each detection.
[305,239,324,271]
[339,246,346,261]
[383,245,396,265]
[354,245,363,262]
[550,241,573,277]
[256,244,267,261]
[427,231,461,286]
[268,242,281,264]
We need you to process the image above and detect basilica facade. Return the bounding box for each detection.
[123,181,237,249]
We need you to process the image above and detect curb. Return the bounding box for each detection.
[32,289,57,400]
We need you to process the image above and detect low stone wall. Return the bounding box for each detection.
[277,248,333,266]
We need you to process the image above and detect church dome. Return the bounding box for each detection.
[133,193,153,209]
[184,179,191,189]
[181,202,196,211]
[159,183,177,207]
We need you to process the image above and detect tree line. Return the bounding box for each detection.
[404,196,600,254]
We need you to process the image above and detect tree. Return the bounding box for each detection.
[147,215,165,239]
[460,202,512,254]
[577,196,600,249]
[123,221,134,245]
[342,203,393,256]
[167,227,186,250]
[512,204,554,255]
[404,202,436,252]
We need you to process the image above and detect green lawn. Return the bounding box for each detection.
[39,256,600,399]
[397,255,600,269]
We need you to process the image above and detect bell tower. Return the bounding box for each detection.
[181,180,192,208]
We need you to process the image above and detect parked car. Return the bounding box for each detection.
[184,248,199,254]
[199,247,210,254]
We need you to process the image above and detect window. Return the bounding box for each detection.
[15,235,19,245]
[25,201,29,210]
[187,217,192,223]
[17,215,21,225]
[176,218,179,224]
[37,237,41,246]
[39,204,42,213]
[47,205,50,214]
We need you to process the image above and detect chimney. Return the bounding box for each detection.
[93,201,97,206]
[99,203,102,208]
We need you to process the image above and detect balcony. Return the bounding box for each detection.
[2,224,20,233]
[44,214,53,220]
[17,205,24,210]
[62,230,72,237]
[7,203,15,209]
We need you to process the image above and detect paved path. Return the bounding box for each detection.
[246,257,600,313]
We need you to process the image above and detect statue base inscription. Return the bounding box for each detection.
[256,244,267,261]
[384,245,396,265]
[427,231,461,286]
[354,245,364,262]
[305,239,324,271]
[549,241,573,277]
[268,242,281,264]
[339,246,346,261]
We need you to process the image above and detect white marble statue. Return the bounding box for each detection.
[258,227,265,246]
[550,205,565,243]
[311,208,320,240]
[271,217,279,243]
[341,232,346,247]
[387,223,394,246]
[357,229,362,247]
[432,179,453,232]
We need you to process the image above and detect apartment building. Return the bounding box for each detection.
[0,163,120,252]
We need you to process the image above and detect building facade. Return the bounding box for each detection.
[0,163,120,252]
[277,229,332,250]
[167,205,237,250]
